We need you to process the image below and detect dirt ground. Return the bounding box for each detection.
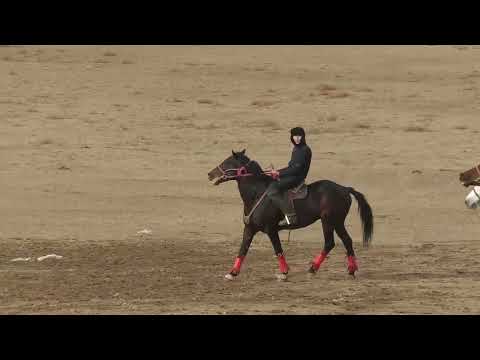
[1,45,480,314]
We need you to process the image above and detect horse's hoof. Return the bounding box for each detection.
[276,273,288,281]
[346,256,358,277]
[225,273,236,281]
[308,265,318,274]
[348,271,356,278]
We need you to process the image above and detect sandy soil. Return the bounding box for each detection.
[1,45,480,314]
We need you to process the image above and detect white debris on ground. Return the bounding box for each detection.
[9,254,64,263]
[37,254,63,262]
[137,229,152,235]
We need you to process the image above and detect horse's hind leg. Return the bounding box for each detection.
[309,220,334,273]
[334,222,358,276]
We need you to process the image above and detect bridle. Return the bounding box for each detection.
[216,160,255,181]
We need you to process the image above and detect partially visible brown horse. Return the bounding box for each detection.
[460,164,480,186]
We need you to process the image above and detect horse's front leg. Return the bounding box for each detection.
[225,225,256,280]
[266,229,289,281]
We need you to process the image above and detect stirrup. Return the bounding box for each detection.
[279,214,297,226]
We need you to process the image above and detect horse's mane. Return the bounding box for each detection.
[239,155,272,183]
[460,164,480,183]
[248,160,264,174]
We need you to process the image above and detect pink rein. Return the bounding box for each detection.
[217,161,271,180]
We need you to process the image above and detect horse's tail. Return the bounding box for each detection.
[347,187,373,248]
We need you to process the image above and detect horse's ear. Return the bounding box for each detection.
[232,150,236,157]
[240,149,246,155]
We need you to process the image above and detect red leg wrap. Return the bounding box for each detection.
[312,251,328,271]
[347,255,358,274]
[278,254,289,274]
[231,256,245,274]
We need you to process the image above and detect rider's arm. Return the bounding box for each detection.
[278,162,304,177]
[277,145,312,178]
[278,149,308,177]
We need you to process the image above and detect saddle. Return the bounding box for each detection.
[288,181,308,200]
[243,182,309,225]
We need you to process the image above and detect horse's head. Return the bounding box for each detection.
[208,149,251,186]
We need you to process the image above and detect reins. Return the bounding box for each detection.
[216,160,272,181]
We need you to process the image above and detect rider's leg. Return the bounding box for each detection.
[268,177,301,226]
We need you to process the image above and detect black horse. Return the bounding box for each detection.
[208,150,373,280]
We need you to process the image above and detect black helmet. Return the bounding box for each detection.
[290,127,306,146]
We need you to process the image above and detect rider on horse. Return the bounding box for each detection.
[266,127,312,226]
